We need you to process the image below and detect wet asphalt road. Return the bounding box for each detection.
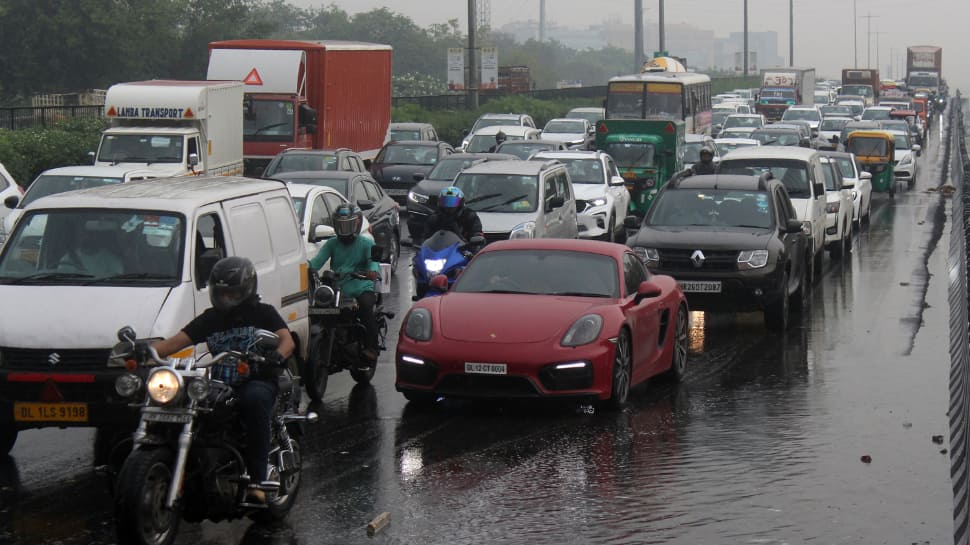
[0,114,958,545]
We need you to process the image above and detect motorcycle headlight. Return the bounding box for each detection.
[633,247,659,267]
[147,368,182,405]
[408,191,429,204]
[561,314,603,347]
[424,258,447,276]
[404,308,433,341]
[186,379,210,402]
[737,249,769,270]
[114,373,143,398]
[510,221,536,239]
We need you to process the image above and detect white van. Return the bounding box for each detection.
[0,176,309,455]
[455,159,579,242]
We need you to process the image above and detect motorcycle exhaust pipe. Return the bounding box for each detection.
[282,411,319,424]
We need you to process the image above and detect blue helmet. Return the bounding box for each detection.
[438,186,465,212]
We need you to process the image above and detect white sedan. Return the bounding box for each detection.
[285,183,373,268]
[823,151,872,228]
[820,156,856,260]
[531,150,630,242]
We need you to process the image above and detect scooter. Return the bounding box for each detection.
[411,230,483,300]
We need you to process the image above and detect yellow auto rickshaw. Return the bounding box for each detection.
[845,130,896,197]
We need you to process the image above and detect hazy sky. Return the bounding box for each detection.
[293,0,969,91]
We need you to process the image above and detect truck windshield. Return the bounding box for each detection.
[244,99,295,142]
[908,74,939,87]
[98,134,183,164]
[603,142,656,168]
[0,210,183,285]
[841,85,873,98]
[760,89,796,100]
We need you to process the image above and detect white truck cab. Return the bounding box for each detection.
[0,177,309,455]
[95,80,244,177]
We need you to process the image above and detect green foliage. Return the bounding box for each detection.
[393,73,448,97]
[0,118,106,186]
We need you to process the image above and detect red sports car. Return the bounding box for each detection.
[395,239,689,408]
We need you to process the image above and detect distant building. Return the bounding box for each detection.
[714,32,783,73]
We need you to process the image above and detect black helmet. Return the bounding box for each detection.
[334,203,363,240]
[700,145,715,160]
[494,130,507,145]
[209,256,258,312]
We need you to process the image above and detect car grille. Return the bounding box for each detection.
[436,374,540,397]
[1,348,111,370]
[483,232,510,245]
[658,249,739,272]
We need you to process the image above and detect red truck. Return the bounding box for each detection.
[207,39,392,176]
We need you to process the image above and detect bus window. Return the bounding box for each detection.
[644,83,683,118]
[607,82,646,119]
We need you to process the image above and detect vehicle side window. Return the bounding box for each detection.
[195,213,226,288]
[0,173,8,191]
[227,202,274,267]
[544,174,558,201]
[607,158,619,177]
[187,137,199,161]
[322,193,345,217]
[309,195,331,229]
[352,180,368,205]
[363,181,382,202]
[340,157,352,170]
[264,196,302,259]
[623,253,648,297]
[555,172,571,199]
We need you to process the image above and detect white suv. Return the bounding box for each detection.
[531,150,630,242]
[719,146,828,282]
[461,113,536,150]
[819,156,855,260]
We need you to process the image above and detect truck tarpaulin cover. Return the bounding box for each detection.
[207,49,306,96]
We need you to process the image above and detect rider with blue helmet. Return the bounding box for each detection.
[424,186,483,243]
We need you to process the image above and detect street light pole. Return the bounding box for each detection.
[789,0,794,66]
[467,0,478,110]
[659,0,666,55]
[634,0,644,70]
[853,0,858,67]
[743,0,749,76]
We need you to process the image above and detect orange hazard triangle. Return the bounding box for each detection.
[243,68,263,85]
[183,108,194,119]
[664,122,675,134]
[106,106,117,117]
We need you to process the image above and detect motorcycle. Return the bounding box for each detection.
[303,270,394,402]
[110,326,317,545]
[411,230,483,300]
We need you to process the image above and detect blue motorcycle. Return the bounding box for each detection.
[411,230,483,300]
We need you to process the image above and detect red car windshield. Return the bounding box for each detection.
[453,250,619,298]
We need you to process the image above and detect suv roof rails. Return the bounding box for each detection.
[538,160,562,171]
[335,147,353,153]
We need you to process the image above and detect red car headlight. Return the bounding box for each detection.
[404,308,433,341]
[561,314,603,347]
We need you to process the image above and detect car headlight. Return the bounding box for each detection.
[408,191,429,204]
[561,314,604,347]
[825,201,841,214]
[801,220,812,237]
[899,154,913,165]
[589,197,608,207]
[633,246,659,267]
[114,373,143,398]
[510,221,536,239]
[146,368,182,404]
[404,308,433,341]
[737,249,769,270]
[424,258,447,275]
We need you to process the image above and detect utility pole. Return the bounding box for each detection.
[789,0,794,66]
[467,0,478,110]
[875,31,884,76]
[659,0,665,55]
[859,12,879,69]
[539,0,545,43]
[634,0,644,69]
[853,0,858,67]
[743,0,749,76]
[889,47,894,79]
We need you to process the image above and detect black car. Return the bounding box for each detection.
[271,171,401,272]
[405,153,520,244]
[370,140,455,204]
[625,172,809,330]
[261,148,367,178]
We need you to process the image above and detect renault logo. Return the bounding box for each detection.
[48,352,61,367]
[690,250,706,268]
[392,176,402,182]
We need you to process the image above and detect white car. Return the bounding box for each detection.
[0,162,22,225]
[781,105,822,135]
[531,150,630,242]
[815,117,853,150]
[887,130,921,187]
[463,125,542,154]
[719,113,766,137]
[285,183,373,270]
[714,138,761,156]
[540,118,593,150]
[820,156,855,260]
[565,107,605,126]
[1,166,157,245]
[823,151,872,228]
[460,113,536,150]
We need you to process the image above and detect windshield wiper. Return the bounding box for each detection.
[475,289,534,294]
[465,193,503,205]
[84,272,176,284]
[548,291,611,297]
[0,272,95,284]
[479,194,529,211]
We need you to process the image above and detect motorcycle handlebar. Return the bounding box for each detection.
[143,346,264,368]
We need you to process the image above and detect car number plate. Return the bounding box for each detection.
[464,362,508,375]
[679,280,722,293]
[142,411,193,424]
[385,189,409,196]
[14,402,88,423]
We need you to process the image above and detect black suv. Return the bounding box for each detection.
[625,172,809,330]
[261,148,367,178]
[370,140,455,204]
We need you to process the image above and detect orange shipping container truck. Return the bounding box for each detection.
[207,39,392,176]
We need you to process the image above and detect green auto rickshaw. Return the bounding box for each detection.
[846,130,896,198]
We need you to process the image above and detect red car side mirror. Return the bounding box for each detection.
[635,280,662,303]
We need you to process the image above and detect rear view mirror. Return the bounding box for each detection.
[635,280,662,303]
[610,175,626,186]
[624,216,640,230]
[196,248,223,287]
[842,178,855,189]
[117,326,137,344]
[785,219,803,233]
[252,329,280,352]
[188,153,200,167]
[312,224,336,242]
[357,199,375,211]
[4,195,19,209]
[860,171,872,180]
[545,194,565,212]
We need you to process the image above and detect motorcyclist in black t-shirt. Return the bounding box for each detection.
[151,256,294,504]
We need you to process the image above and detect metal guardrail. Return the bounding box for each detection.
[0,105,103,130]
[949,93,970,545]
